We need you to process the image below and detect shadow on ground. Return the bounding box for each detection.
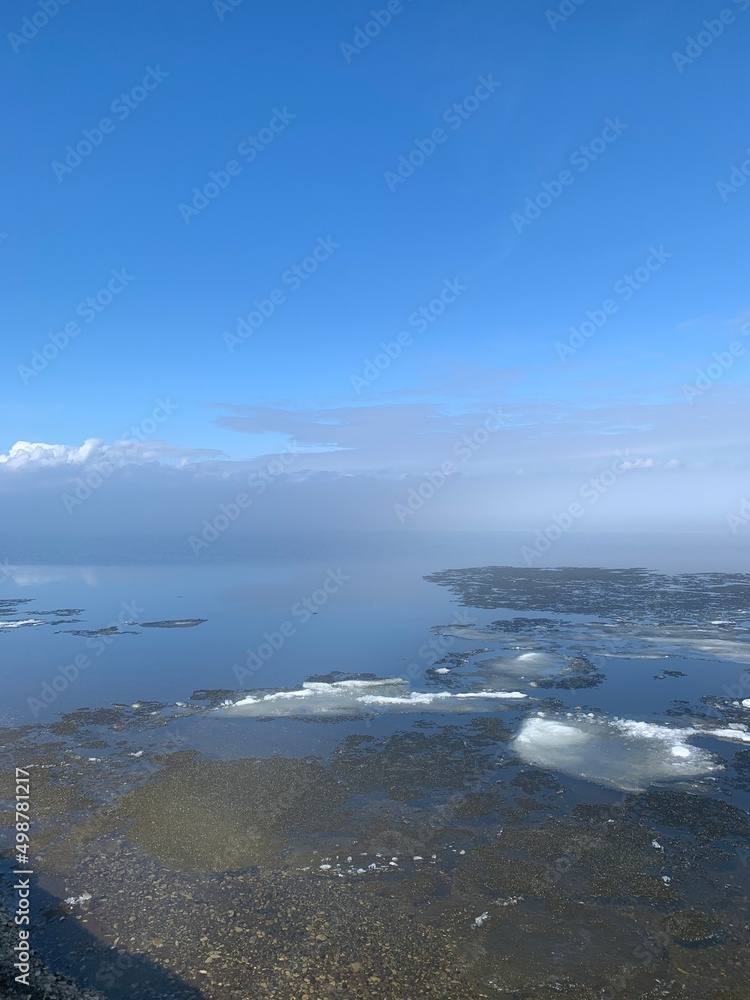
[1,870,205,1000]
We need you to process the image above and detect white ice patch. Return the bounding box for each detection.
[517,718,592,747]
[437,626,498,642]
[64,893,92,906]
[0,619,45,629]
[359,692,453,706]
[514,714,726,792]
[478,650,567,689]
[667,637,750,664]
[437,619,750,673]
[700,727,750,744]
[596,627,750,665]
[222,679,526,717]
[359,691,527,707]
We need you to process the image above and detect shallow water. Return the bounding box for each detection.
[2,549,750,998]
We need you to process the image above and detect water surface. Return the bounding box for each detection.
[2,541,750,998]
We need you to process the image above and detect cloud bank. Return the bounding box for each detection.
[1,396,748,557]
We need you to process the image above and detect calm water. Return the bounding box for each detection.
[2,533,750,998]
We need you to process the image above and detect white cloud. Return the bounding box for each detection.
[0,438,223,471]
[0,439,104,468]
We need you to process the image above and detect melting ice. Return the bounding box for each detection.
[220,678,528,718]
[514,713,750,791]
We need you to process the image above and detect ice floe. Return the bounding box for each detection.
[476,650,564,682]
[514,713,750,791]
[437,620,750,667]
[220,678,527,717]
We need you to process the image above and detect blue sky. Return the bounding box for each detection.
[2,0,749,539]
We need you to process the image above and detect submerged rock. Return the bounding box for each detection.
[117,756,349,870]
